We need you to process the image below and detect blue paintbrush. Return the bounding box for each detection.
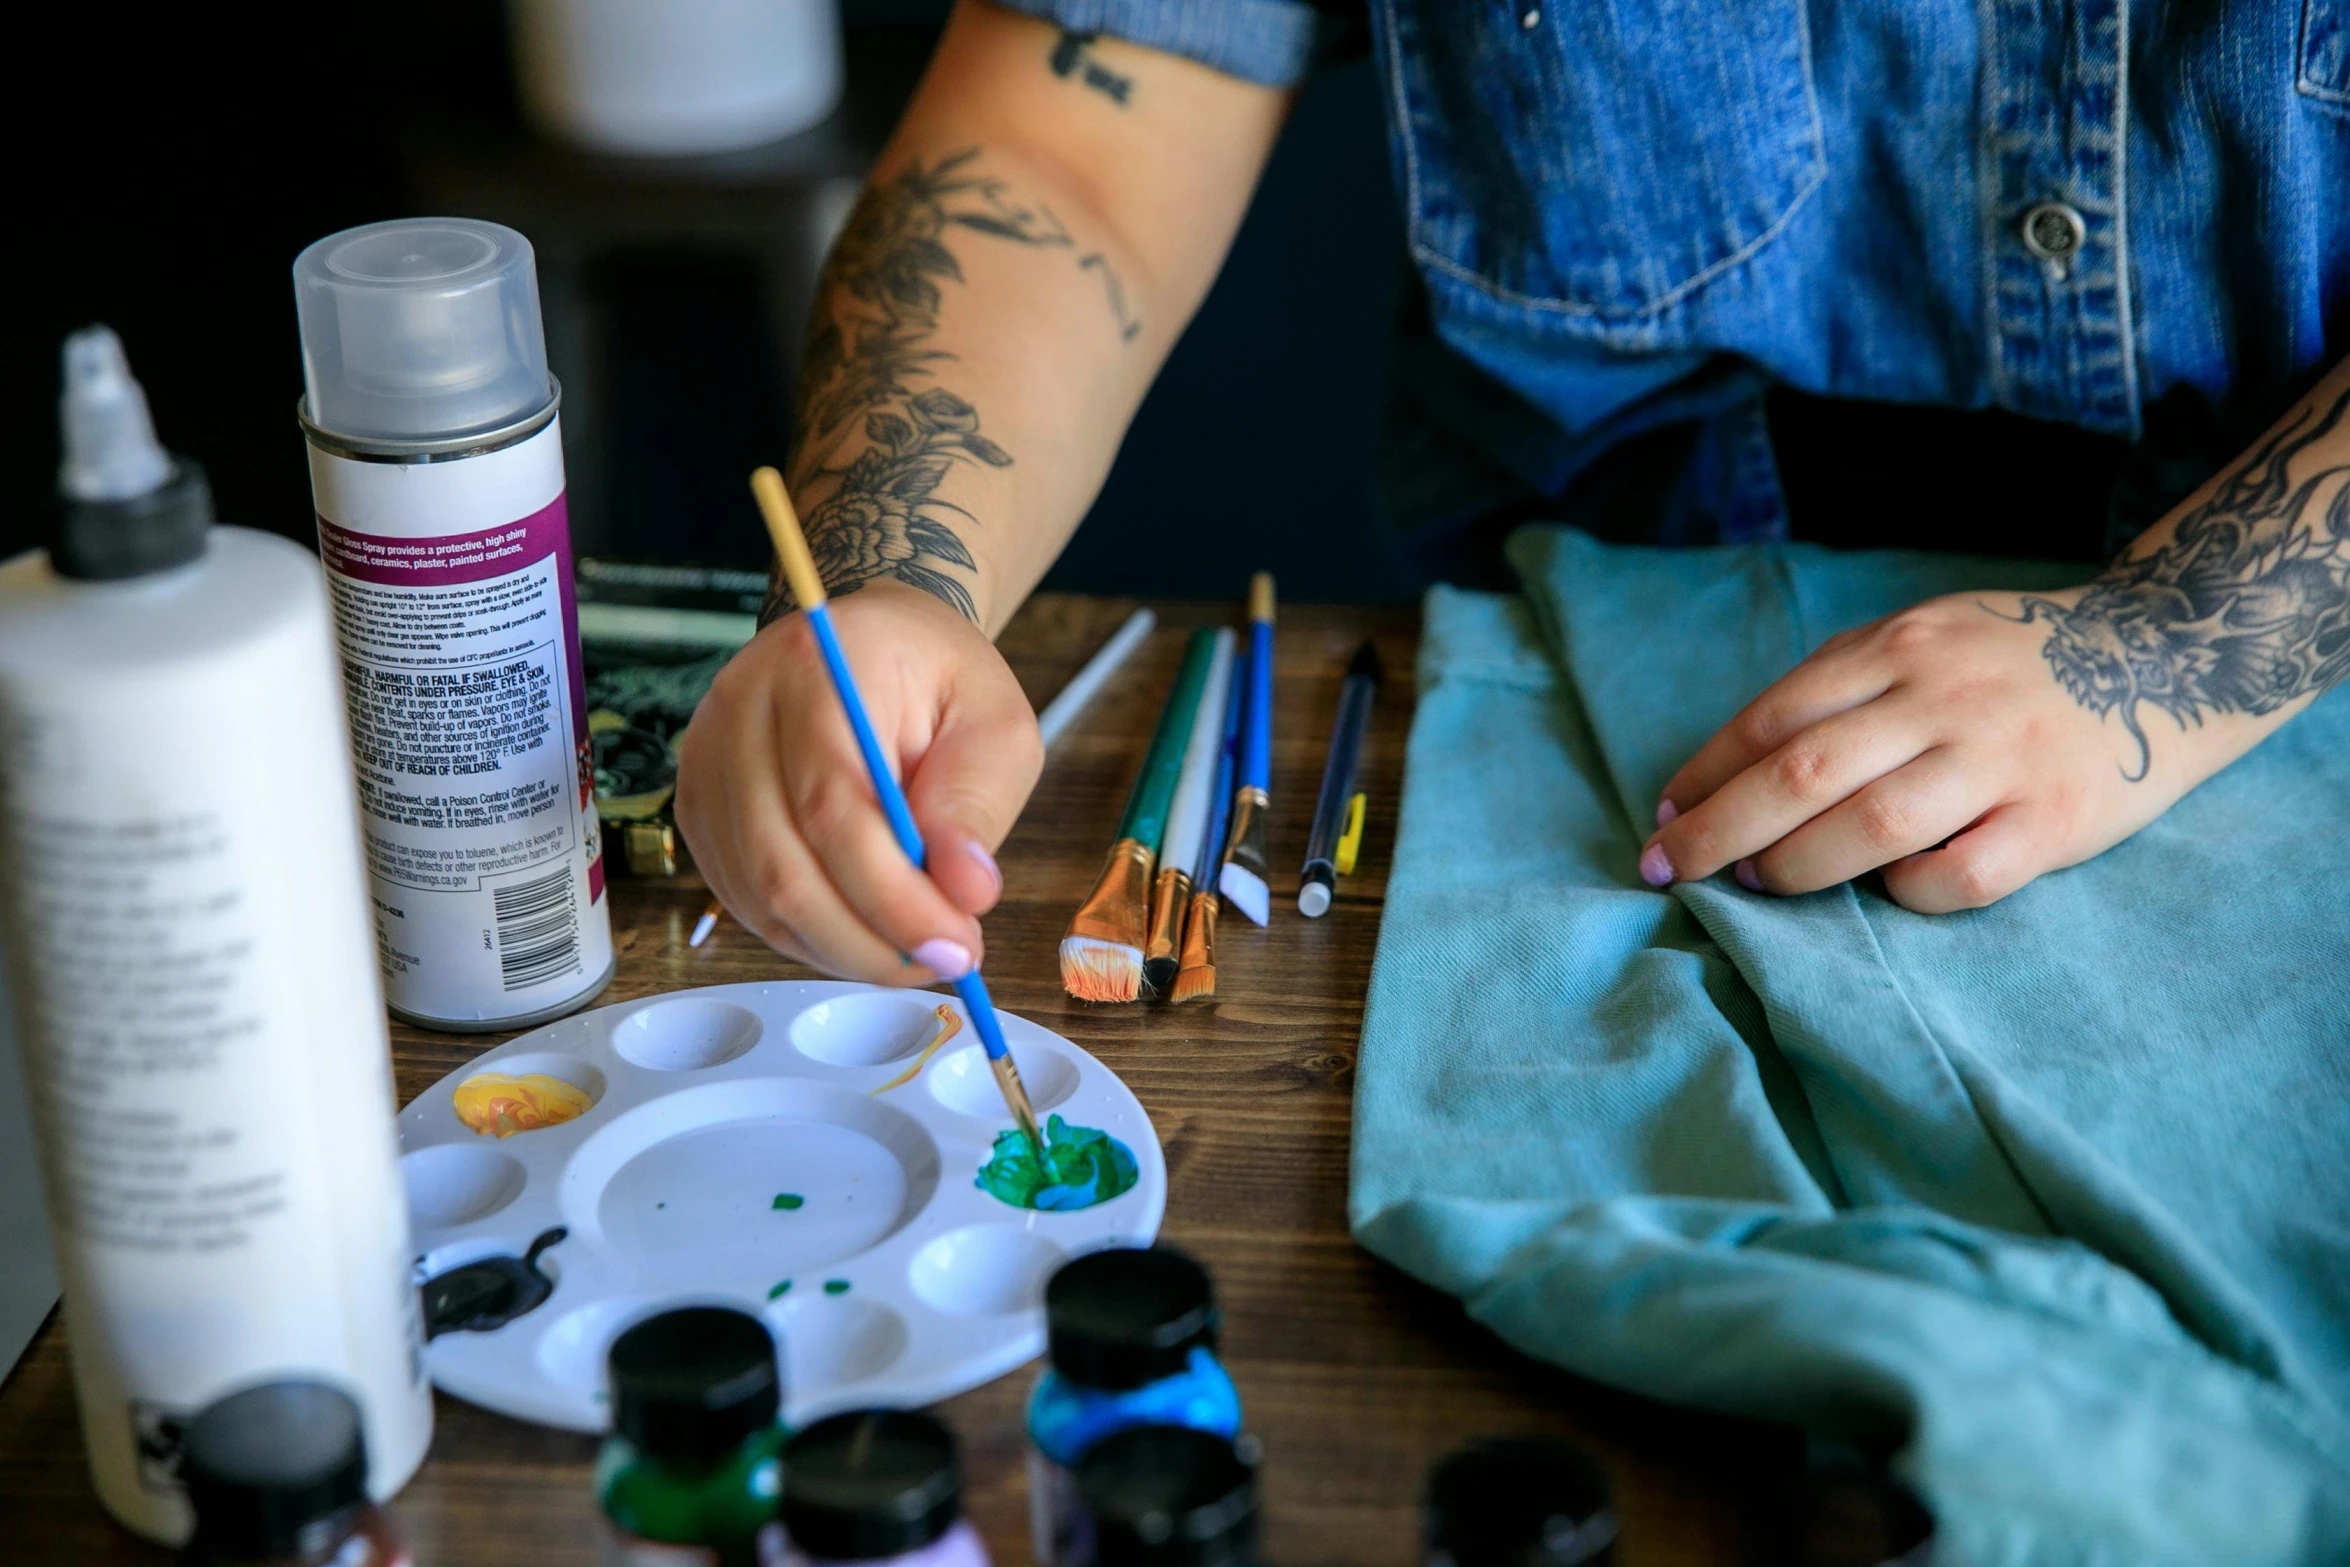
[1217,573,1275,926]
[750,466,1044,1157]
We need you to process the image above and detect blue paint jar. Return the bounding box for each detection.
[1026,1247,1242,1565]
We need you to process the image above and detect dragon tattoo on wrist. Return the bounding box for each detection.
[1997,382,2350,779]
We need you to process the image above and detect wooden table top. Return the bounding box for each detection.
[0,593,1792,1566]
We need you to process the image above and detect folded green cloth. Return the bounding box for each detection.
[1352,528,2350,1565]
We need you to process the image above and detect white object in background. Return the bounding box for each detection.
[295,218,615,1032]
[512,0,845,156]
[0,331,431,1543]
[400,981,1165,1431]
[1036,608,1157,749]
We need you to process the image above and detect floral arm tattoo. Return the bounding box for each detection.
[1995,381,2350,779]
[766,148,1139,625]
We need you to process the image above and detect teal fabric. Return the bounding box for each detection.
[1351,527,2350,1565]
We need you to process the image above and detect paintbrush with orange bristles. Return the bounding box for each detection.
[1144,628,1235,995]
[1172,644,1249,1002]
[1060,627,1218,1002]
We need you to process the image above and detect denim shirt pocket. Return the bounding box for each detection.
[2303,0,2350,110]
[1379,0,1823,340]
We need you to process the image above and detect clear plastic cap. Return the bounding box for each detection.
[294,217,551,445]
[59,325,174,502]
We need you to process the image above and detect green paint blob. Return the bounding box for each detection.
[975,1114,1139,1212]
[772,1193,804,1210]
[823,1279,851,1296]
[767,1279,792,1300]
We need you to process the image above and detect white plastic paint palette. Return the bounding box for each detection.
[398,982,1164,1431]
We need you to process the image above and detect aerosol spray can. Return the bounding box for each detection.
[294,217,613,1030]
[0,329,432,1543]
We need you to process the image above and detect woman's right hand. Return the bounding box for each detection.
[673,580,1043,984]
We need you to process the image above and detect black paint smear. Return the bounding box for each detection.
[421,1227,566,1340]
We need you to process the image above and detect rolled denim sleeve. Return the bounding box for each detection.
[989,0,1323,87]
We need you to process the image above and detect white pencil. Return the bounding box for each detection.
[1037,607,1155,748]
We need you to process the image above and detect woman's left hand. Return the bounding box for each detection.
[1640,587,2252,913]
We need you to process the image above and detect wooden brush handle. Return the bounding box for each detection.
[751,466,826,610]
[1249,571,1275,623]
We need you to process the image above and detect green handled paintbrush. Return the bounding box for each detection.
[1060,627,1217,1002]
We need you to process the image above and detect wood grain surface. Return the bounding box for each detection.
[0,594,1793,1565]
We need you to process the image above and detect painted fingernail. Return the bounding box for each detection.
[1638,843,1674,887]
[910,937,973,980]
[1655,797,1679,828]
[1735,858,1765,893]
[964,838,1003,894]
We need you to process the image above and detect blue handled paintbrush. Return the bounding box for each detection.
[750,466,1045,1158]
[1217,572,1275,926]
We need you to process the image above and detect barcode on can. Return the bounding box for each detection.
[492,867,582,991]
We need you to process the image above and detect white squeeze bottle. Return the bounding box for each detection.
[0,329,432,1543]
[294,217,614,1031]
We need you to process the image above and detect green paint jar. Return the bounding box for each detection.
[598,1306,788,1567]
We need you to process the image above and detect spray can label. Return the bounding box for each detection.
[307,416,613,1027]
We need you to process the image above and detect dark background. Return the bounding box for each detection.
[1,1,1412,603]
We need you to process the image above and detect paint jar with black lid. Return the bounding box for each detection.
[180,1381,410,1567]
[597,1306,788,1567]
[1072,1425,1260,1567]
[1026,1247,1243,1565]
[778,1409,990,1567]
[1424,1438,1621,1567]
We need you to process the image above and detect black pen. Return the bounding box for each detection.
[1298,640,1382,917]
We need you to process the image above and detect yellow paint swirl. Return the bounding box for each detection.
[871,1004,963,1094]
[453,1072,593,1138]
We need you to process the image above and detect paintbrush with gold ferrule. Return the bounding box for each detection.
[1143,628,1234,995]
[1218,572,1276,927]
[749,466,1045,1158]
[1061,626,1218,1002]
[1172,644,1249,1002]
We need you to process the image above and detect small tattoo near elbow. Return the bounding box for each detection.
[1079,253,1142,342]
[1050,31,1133,105]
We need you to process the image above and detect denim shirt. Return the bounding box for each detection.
[1000,0,2350,545]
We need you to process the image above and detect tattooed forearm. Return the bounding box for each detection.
[769,148,1141,625]
[1049,31,1133,104]
[772,152,1063,623]
[1993,382,2350,779]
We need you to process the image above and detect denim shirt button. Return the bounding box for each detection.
[2019,202,2087,261]
[1520,7,1540,27]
